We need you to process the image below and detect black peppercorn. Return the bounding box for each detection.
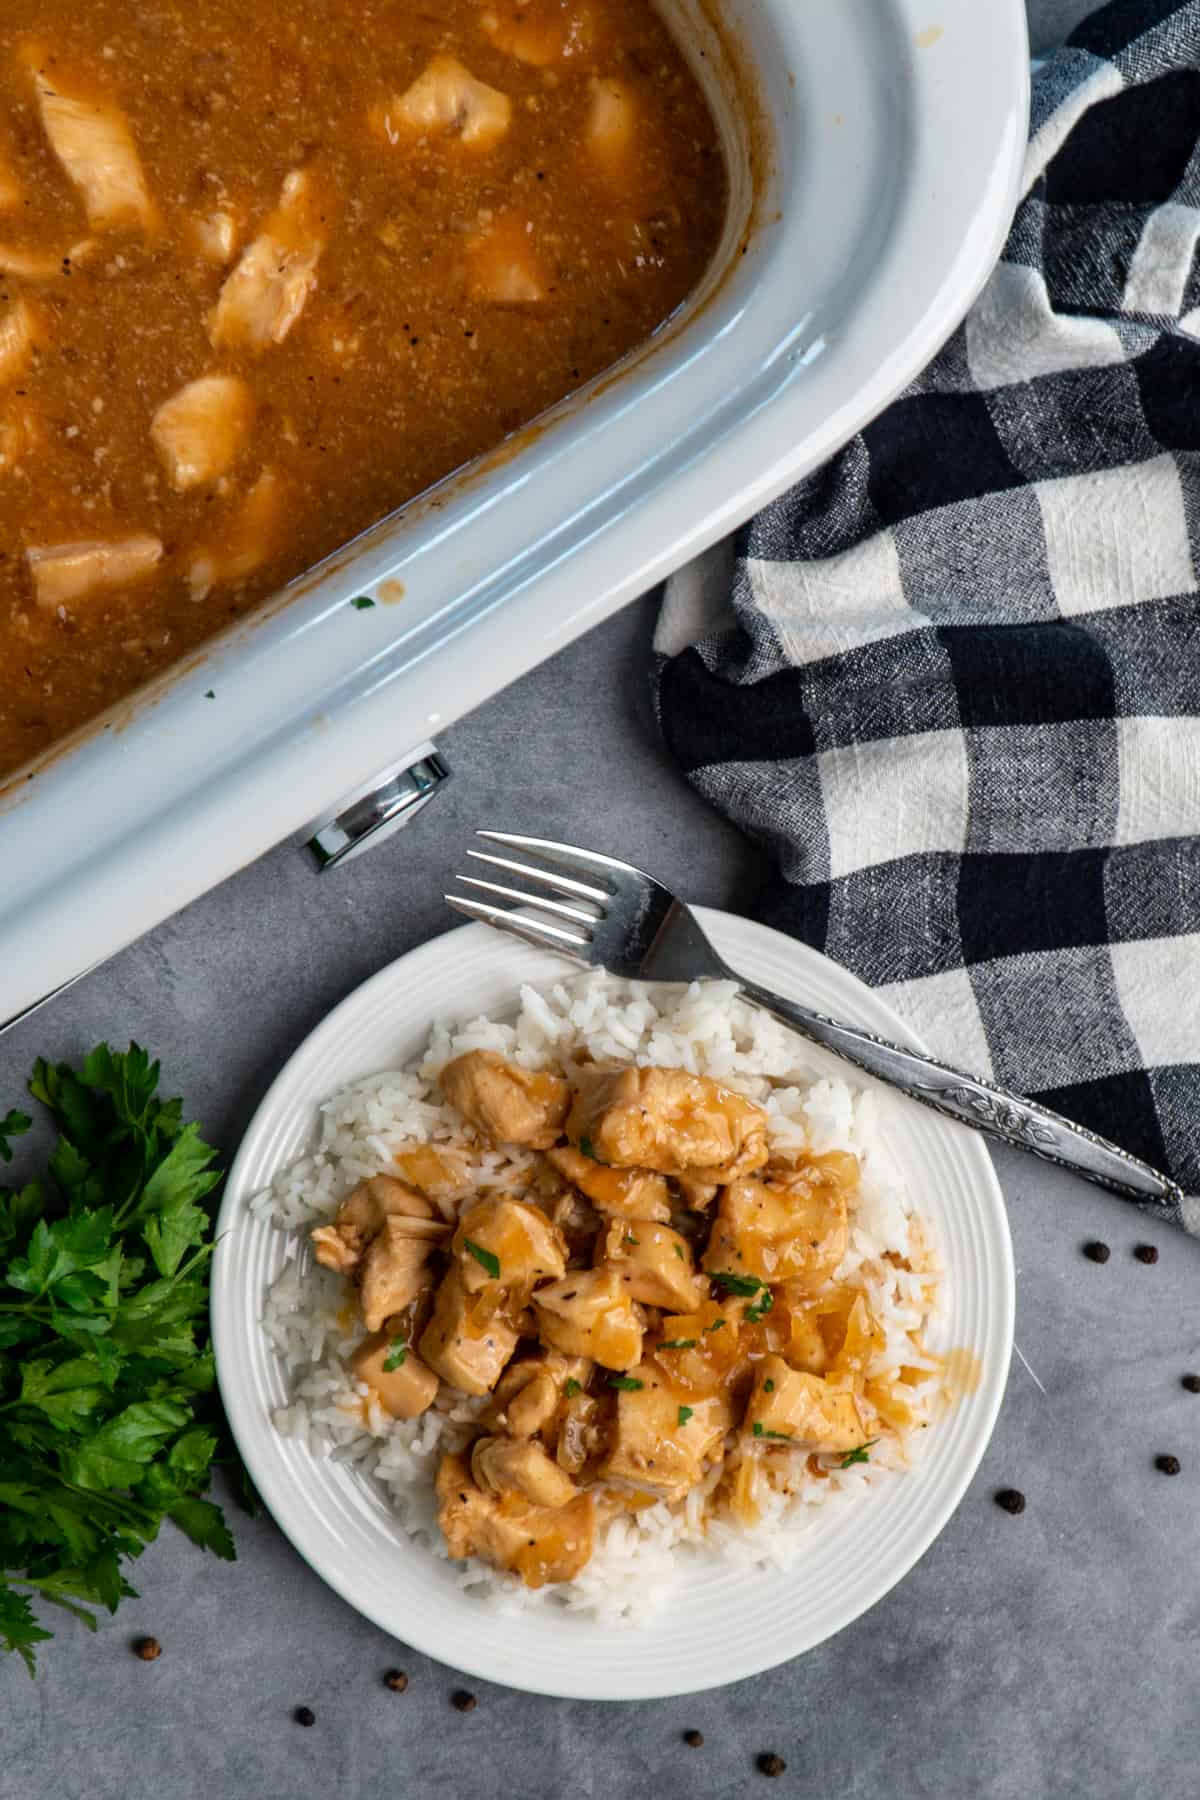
[1083,1241,1110,1263]
[295,1707,316,1727]
[452,1690,478,1713]
[758,1753,787,1777]
[384,1670,409,1693]
[995,1488,1026,1514]
[133,1636,161,1661]
[1182,1374,1200,1394]
[1134,1244,1159,1264]
[684,1730,704,1748]
[1155,1454,1181,1476]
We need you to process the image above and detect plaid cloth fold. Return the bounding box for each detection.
[654,0,1200,1229]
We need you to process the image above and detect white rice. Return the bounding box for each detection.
[256,972,945,1625]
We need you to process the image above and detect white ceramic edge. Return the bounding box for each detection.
[0,0,1030,1024]
[212,910,1015,1700]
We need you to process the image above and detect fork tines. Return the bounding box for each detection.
[445,830,611,960]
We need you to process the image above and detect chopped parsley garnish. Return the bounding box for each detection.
[672,1243,685,1260]
[745,1289,775,1323]
[350,595,375,610]
[382,1338,408,1372]
[763,1378,775,1394]
[0,1106,31,1163]
[578,1136,607,1165]
[658,1338,698,1351]
[752,1423,794,1441]
[710,1271,765,1297]
[608,1375,644,1392]
[624,1234,640,1247]
[838,1439,879,1469]
[564,1378,582,1399]
[463,1239,500,1280]
[204,689,215,700]
[677,1405,694,1428]
[704,1319,727,1334]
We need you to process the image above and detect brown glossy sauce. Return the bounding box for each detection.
[0,0,726,776]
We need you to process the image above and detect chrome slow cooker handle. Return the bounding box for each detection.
[305,742,451,869]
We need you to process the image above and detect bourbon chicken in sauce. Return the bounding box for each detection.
[0,0,726,776]
[312,1048,919,1592]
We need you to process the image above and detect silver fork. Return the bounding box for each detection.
[446,831,1184,1210]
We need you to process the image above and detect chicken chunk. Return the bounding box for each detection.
[584,76,638,186]
[439,1050,569,1149]
[22,46,157,236]
[150,375,254,492]
[649,1297,742,1398]
[209,169,324,352]
[436,1450,594,1587]
[188,466,286,598]
[532,1266,643,1371]
[372,54,511,150]
[602,1363,733,1502]
[351,1331,439,1419]
[567,1065,768,1183]
[545,1146,670,1222]
[358,1212,445,1332]
[744,1356,865,1453]
[488,1350,591,1437]
[0,297,41,387]
[704,1167,849,1290]
[453,1193,566,1294]
[471,1434,578,1508]
[479,1,595,67]
[310,1174,440,1276]
[0,397,39,475]
[26,534,162,612]
[419,1268,518,1395]
[596,1218,705,1314]
[189,205,239,265]
[464,213,548,305]
[0,239,96,281]
[392,1142,471,1202]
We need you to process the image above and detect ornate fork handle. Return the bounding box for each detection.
[738,978,1184,1209]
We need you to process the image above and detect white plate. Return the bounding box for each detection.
[212,911,1014,1700]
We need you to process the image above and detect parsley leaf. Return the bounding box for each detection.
[752,1422,794,1441]
[382,1338,408,1372]
[0,1045,238,1675]
[607,1375,644,1392]
[710,1271,765,1297]
[578,1136,608,1165]
[0,1108,31,1164]
[658,1338,697,1351]
[704,1319,727,1334]
[763,1378,775,1394]
[564,1378,582,1398]
[838,1439,879,1469]
[463,1239,500,1281]
[350,595,375,610]
[677,1405,694,1427]
[745,1289,775,1324]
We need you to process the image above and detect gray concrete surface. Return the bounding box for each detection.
[3,594,1198,1800]
[6,8,1198,1793]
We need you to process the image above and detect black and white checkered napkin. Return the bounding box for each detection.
[654,0,1200,1228]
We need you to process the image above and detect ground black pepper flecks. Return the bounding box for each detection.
[995,1488,1026,1514]
[758,1753,787,1777]
[1134,1244,1159,1264]
[684,1730,704,1748]
[452,1690,478,1713]
[295,1707,316,1727]
[1155,1454,1182,1476]
[133,1636,161,1661]
[1083,1241,1111,1263]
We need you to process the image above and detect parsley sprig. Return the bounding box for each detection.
[838,1439,879,1469]
[0,1044,238,1675]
